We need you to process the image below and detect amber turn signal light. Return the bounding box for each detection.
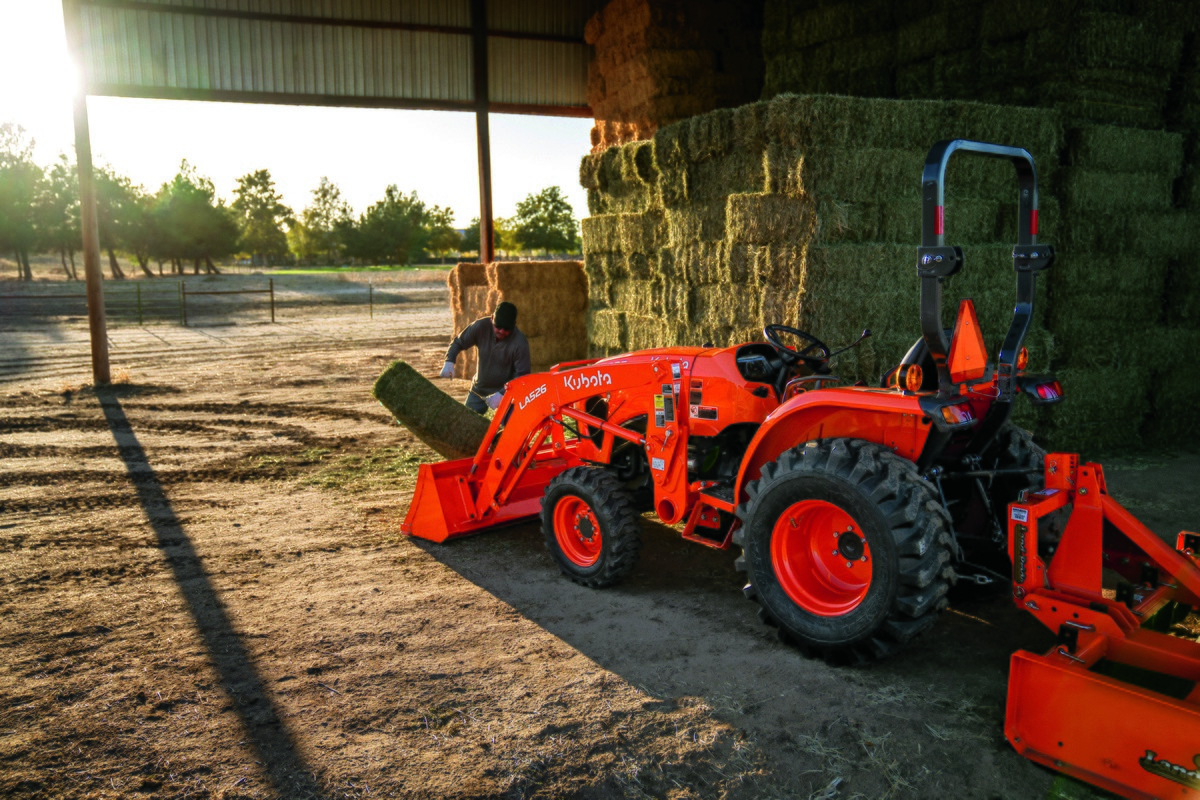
[940,403,975,425]
[901,364,923,392]
[1017,347,1029,371]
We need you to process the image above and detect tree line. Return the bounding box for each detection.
[0,122,582,281]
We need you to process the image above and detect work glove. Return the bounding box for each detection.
[486,392,503,410]
[439,362,455,379]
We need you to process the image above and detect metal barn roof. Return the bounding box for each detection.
[66,0,600,115]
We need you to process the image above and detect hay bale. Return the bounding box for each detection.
[1144,327,1200,445]
[726,193,813,245]
[448,263,487,380]
[589,308,628,352]
[484,261,589,370]
[372,360,491,460]
[1043,365,1151,455]
[1067,125,1184,173]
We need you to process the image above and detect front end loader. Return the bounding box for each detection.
[401,139,1200,798]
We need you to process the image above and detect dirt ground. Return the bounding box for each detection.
[2,268,1198,799]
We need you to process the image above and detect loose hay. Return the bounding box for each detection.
[371,360,490,460]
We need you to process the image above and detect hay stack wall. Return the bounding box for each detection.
[448,263,487,380]
[581,93,1197,453]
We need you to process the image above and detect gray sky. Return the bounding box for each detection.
[1,2,594,226]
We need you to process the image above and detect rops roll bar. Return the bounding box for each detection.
[917,139,1055,400]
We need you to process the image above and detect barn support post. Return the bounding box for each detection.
[471,0,495,265]
[64,0,111,385]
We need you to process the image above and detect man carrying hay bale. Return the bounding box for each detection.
[440,301,531,414]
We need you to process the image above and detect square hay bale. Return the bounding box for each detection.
[1143,327,1200,445]
[690,284,761,329]
[1060,169,1177,212]
[665,203,728,245]
[1042,365,1151,455]
[671,240,728,286]
[1066,125,1184,174]
[1062,210,1191,259]
[727,193,814,245]
[581,214,623,254]
[589,308,627,352]
[484,261,589,349]
[524,333,589,372]
[1165,249,1200,328]
[448,263,488,379]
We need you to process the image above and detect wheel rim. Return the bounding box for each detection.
[771,499,872,616]
[553,495,602,567]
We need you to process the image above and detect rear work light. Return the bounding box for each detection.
[1017,347,1029,371]
[889,364,924,392]
[940,402,975,426]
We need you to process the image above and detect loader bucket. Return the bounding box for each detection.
[401,455,564,542]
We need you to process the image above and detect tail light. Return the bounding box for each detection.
[1034,381,1062,401]
[1017,347,1029,371]
[940,402,975,426]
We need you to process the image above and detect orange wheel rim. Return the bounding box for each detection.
[771,499,871,616]
[553,495,602,567]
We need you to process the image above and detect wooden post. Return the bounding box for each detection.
[65,0,110,384]
[269,278,275,322]
[181,281,188,326]
[471,0,495,265]
[136,282,143,325]
[369,279,373,319]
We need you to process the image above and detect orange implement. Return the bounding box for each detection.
[1005,455,1200,799]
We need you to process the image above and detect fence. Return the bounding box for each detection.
[0,277,426,327]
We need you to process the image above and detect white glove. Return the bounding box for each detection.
[486,392,503,410]
[439,362,455,379]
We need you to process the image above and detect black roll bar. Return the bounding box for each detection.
[917,139,1054,400]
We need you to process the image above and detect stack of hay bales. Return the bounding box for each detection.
[582,92,1197,452]
[584,0,763,152]
[1045,126,1189,450]
[447,263,487,380]
[583,95,1060,386]
[762,0,1188,130]
[484,261,590,372]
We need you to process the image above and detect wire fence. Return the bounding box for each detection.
[0,277,437,327]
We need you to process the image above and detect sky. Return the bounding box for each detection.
[0,2,594,227]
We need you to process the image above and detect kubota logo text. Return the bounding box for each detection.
[562,370,612,391]
[518,384,547,410]
[1140,750,1200,790]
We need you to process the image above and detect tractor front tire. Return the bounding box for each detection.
[734,438,954,664]
[542,467,642,588]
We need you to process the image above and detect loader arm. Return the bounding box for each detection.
[403,355,700,541]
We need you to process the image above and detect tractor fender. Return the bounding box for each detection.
[732,388,934,505]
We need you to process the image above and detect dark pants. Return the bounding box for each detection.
[465,386,499,415]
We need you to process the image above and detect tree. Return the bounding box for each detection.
[152,161,238,274]
[0,123,43,280]
[512,186,580,254]
[424,205,460,261]
[232,168,294,266]
[36,154,81,280]
[290,177,350,264]
[95,166,155,278]
[344,185,429,265]
[461,216,516,259]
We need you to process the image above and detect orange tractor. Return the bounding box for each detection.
[404,140,1200,798]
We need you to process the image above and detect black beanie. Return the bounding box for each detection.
[493,301,517,330]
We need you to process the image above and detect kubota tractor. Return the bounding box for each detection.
[404,140,1200,798]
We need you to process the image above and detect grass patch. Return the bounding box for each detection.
[307,445,427,493]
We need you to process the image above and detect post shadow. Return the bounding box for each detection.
[97,386,325,799]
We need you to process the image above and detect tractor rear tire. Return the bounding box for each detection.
[542,467,643,588]
[734,438,954,664]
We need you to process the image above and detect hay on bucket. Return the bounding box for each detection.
[372,360,491,460]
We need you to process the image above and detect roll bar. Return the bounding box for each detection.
[917,139,1054,400]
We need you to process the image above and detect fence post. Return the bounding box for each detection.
[181,281,187,327]
[136,282,143,325]
[270,278,275,323]
[369,279,373,319]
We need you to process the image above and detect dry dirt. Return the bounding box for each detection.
[2,268,1198,800]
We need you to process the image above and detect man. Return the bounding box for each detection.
[440,301,531,414]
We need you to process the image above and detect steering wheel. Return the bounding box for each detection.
[764,324,831,369]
